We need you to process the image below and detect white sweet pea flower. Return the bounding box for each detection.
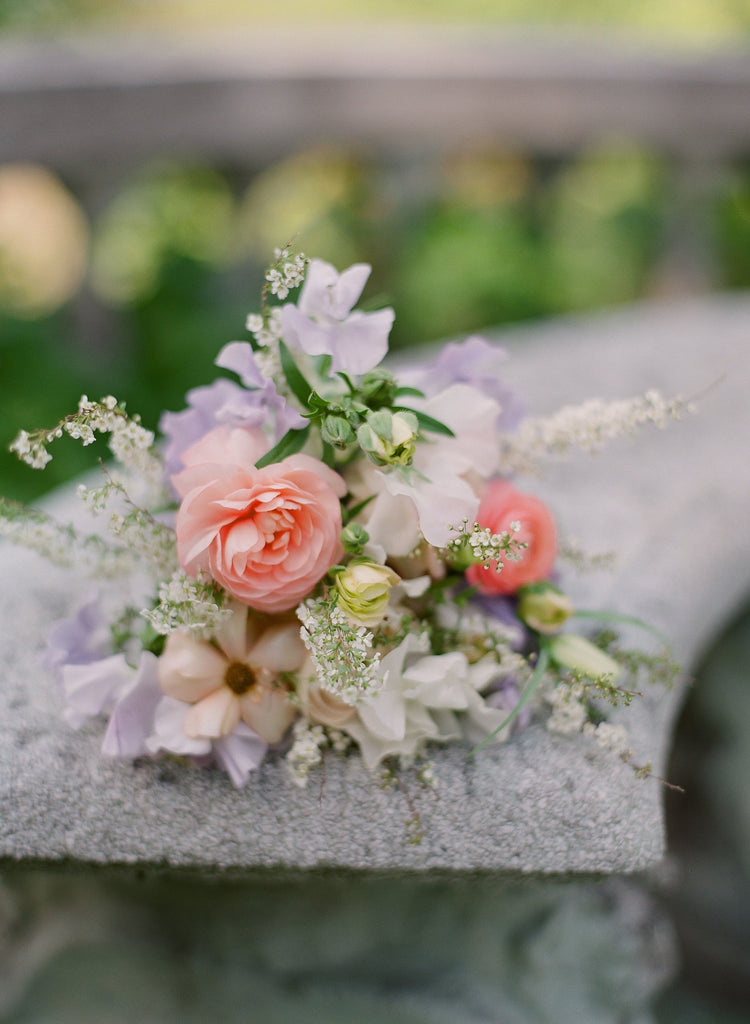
[280,258,394,375]
[340,634,510,770]
[361,383,502,553]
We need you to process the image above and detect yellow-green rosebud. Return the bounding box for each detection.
[334,559,400,626]
[357,410,418,467]
[548,633,621,681]
[517,583,573,634]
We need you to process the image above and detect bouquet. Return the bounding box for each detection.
[1,249,686,789]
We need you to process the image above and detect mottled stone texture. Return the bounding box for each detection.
[1,295,749,1022]
[3,294,750,875]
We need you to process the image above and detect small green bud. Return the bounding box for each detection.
[359,368,397,408]
[341,522,370,554]
[357,410,418,467]
[517,583,573,634]
[548,633,621,680]
[321,414,356,448]
[334,559,400,626]
[446,538,475,572]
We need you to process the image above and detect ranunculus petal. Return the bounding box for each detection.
[466,480,557,595]
[178,425,268,472]
[174,429,345,613]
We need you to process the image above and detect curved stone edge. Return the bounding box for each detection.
[6,291,750,875]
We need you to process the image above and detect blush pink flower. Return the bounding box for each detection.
[157,604,306,744]
[173,426,346,613]
[466,479,557,596]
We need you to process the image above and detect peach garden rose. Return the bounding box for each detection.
[466,479,557,595]
[173,425,346,613]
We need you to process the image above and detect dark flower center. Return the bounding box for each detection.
[224,662,256,695]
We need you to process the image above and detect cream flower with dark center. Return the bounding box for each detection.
[157,603,306,744]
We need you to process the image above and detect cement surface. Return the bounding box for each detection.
[2,293,749,875]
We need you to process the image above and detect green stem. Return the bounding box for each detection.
[570,609,669,646]
[470,640,551,756]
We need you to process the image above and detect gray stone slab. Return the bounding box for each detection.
[2,292,749,875]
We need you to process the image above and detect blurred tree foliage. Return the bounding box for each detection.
[1,146,750,501]
[2,0,749,39]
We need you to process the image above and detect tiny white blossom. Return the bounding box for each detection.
[545,681,589,736]
[297,597,384,704]
[286,719,328,786]
[142,571,230,637]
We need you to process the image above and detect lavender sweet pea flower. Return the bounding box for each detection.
[43,595,112,683]
[280,259,394,375]
[60,653,136,729]
[214,340,266,388]
[44,597,160,740]
[159,376,303,477]
[486,679,532,733]
[101,652,161,759]
[402,335,525,431]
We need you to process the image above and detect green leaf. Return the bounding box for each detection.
[279,340,314,409]
[255,425,311,468]
[342,493,375,524]
[570,610,670,647]
[394,386,426,399]
[470,642,551,756]
[320,440,336,468]
[393,407,455,438]
[316,354,333,379]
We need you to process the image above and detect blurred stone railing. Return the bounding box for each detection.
[1,27,750,179]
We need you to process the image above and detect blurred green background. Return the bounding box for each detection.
[4,143,750,502]
[1,0,750,504]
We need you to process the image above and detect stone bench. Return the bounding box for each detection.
[1,292,749,1022]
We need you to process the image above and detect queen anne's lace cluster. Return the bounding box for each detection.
[142,571,230,637]
[445,518,524,571]
[297,597,384,705]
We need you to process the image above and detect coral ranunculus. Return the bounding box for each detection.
[173,426,346,613]
[466,479,557,595]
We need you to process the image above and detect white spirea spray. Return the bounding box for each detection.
[265,248,307,300]
[499,391,691,475]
